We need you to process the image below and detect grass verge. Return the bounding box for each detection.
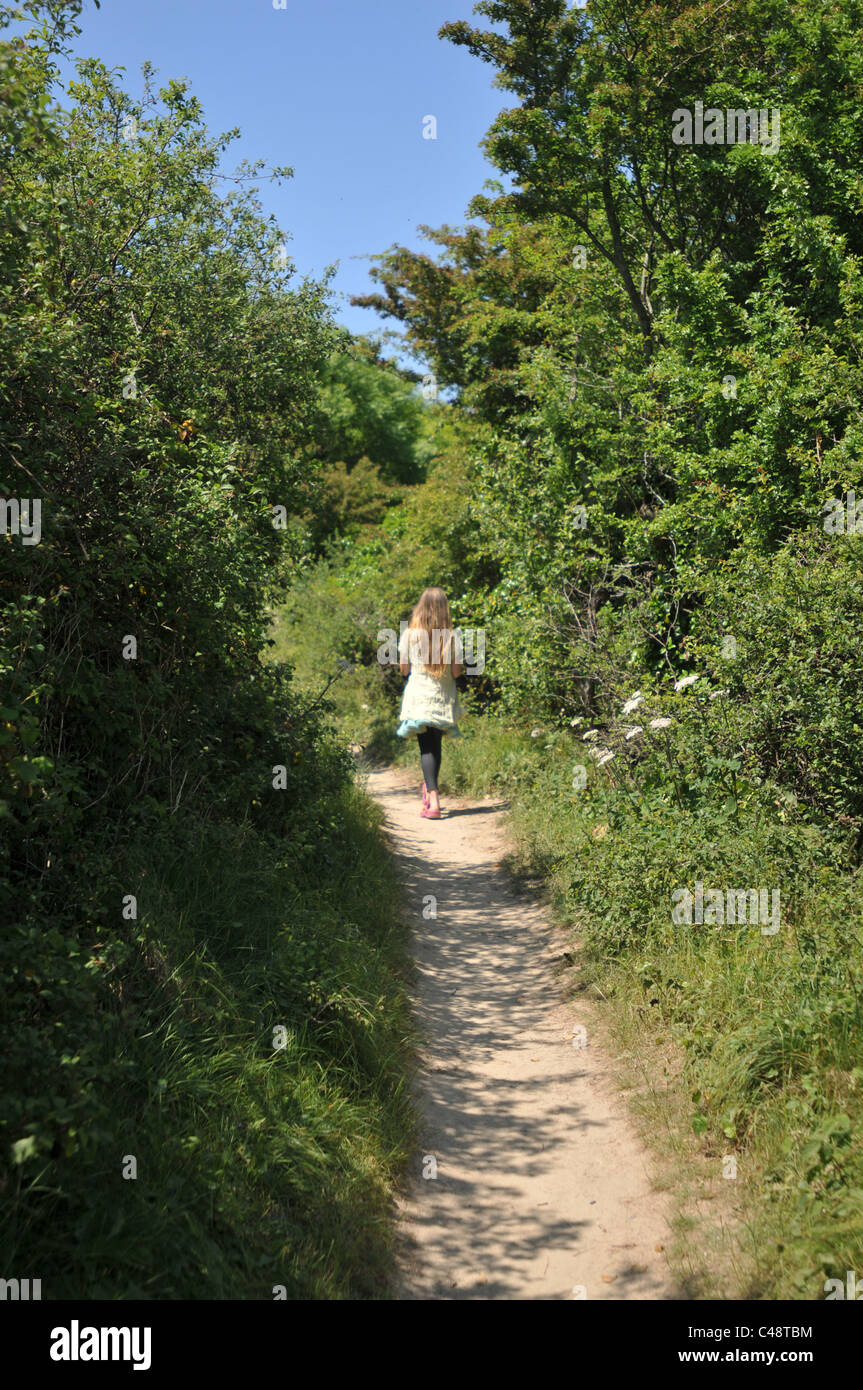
[2,773,417,1300]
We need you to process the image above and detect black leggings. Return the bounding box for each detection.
[417,727,443,792]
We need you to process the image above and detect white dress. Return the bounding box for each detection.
[396,626,464,738]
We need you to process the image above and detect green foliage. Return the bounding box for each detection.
[314,340,435,485]
[339,0,863,1295]
[299,338,438,549]
[356,0,863,719]
[0,5,415,1298]
[689,533,863,829]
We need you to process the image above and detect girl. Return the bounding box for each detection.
[396,587,464,819]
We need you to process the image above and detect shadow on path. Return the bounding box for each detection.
[358,759,680,1302]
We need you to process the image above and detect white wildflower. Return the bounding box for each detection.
[596,750,615,766]
[673,674,699,692]
[649,717,672,729]
[625,726,643,740]
[582,729,600,742]
[709,689,729,700]
[622,693,644,714]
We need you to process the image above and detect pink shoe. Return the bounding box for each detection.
[421,805,441,819]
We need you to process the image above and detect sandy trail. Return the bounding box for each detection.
[358,758,678,1302]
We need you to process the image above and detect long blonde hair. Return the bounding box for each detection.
[407,587,457,677]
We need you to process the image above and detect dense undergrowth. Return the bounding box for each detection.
[1,2,419,1298]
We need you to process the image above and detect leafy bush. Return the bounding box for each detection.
[0,2,415,1298]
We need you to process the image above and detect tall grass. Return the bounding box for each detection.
[438,717,863,1299]
[2,777,417,1299]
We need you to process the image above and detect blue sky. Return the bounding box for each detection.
[47,0,510,365]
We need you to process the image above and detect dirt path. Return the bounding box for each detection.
[358,758,678,1301]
